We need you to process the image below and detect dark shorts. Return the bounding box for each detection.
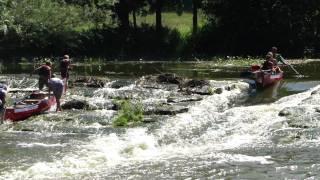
[61,71,69,79]
[39,76,49,90]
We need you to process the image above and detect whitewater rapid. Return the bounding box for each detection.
[2,80,320,179]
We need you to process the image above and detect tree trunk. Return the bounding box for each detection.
[192,0,198,33]
[132,9,137,29]
[155,0,163,32]
[117,0,130,30]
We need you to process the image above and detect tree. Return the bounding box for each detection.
[192,0,202,33]
[0,0,15,36]
[202,0,320,56]
[155,0,163,31]
[148,0,163,31]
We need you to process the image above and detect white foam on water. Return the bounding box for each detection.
[215,153,273,165]
[16,143,65,148]
[3,82,320,179]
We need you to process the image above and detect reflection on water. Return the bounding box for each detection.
[246,80,320,105]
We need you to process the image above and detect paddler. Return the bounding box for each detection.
[0,83,8,123]
[271,46,287,65]
[31,60,52,91]
[48,75,64,112]
[262,52,275,71]
[60,54,71,93]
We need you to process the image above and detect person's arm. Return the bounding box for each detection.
[68,60,72,70]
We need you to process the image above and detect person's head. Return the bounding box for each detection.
[63,55,69,60]
[266,52,273,59]
[271,47,278,54]
[45,61,52,66]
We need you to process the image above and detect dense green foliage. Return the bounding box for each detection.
[1,0,320,59]
[113,100,144,127]
[201,0,320,57]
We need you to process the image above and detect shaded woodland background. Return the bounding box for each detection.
[1,0,319,60]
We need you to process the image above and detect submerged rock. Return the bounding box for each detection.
[144,105,188,115]
[136,75,180,91]
[62,99,97,110]
[157,73,184,84]
[70,77,106,88]
[278,109,292,116]
[214,87,223,94]
[225,84,237,91]
[187,85,215,95]
[110,80,133,89]
[143,115,170,123]
[311,89,320,95]
[167,95,203,103]
[315,107,320,113]
[182,79,209,88]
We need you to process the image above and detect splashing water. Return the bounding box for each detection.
[2,76,320,179]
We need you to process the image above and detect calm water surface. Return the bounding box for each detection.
[0,60,320,179]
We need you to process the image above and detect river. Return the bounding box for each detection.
[0,60,320,179]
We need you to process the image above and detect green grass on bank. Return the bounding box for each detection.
[197,57,263,67]
[131,12,207,34]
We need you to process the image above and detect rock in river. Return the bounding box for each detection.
[144,105,188,115]
[278,109,292,116]
[61,99,97,110]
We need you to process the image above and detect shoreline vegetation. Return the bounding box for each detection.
[1,1,320,60]
[12,57,318,67]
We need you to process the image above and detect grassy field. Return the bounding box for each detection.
[131,12,207,34]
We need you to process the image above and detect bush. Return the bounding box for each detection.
[113,100,144,127]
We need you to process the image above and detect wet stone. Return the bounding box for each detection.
[188,86,214,95]
[144,105,188,115]
[110,80,133,89]
[225,84,237,91]
[278,109,292,116]
[157,73,184,84]
[315,107,320,113]
[311,89,320,95]
[214,87,223,94]
[182,79,209,88]
[62,99,91,110]
[167,95,203,103]
[70,77,106,88]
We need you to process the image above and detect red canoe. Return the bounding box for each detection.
[245,65,284,88]
[4,92,56,122]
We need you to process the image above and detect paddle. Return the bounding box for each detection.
[278,55,303,77]
[287,63,302,76]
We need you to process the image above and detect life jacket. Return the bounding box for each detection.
[38,65,51,79]
[60,59,70,72]
[262,60,274,70]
